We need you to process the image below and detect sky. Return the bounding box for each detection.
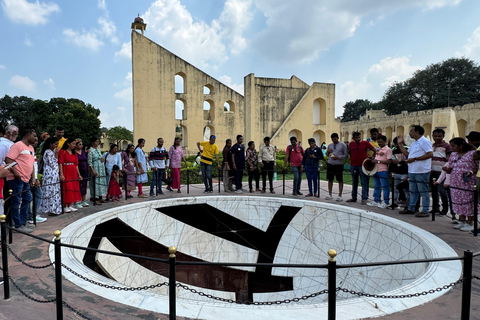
[1,0,480,131]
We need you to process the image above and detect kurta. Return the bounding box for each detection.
[87,147,107,198]
[58,149,81,205]
[448,150,479,216]
[135,147,148,183]
[122,152,137,191]
[168,145,184,189]
[39,149,62,215]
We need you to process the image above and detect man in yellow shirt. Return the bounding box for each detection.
[55,126,66,150]
[197,135,221,193]
[367,128,379,158]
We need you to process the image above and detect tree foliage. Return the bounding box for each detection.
[340,99,382,122]
[0,95,101,141]
[381,57,480,115]
[105,126,133,146]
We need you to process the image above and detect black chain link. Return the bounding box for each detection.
[337,279,463,299]
[176,283,329,305]
[62,301,94,320]
[7,245,54,269]
[7,275,56,303]
[61,263,169,291]
[472,275,480,280]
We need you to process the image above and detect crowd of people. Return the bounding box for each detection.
[1,124,480,235]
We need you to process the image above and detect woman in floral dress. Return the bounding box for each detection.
[88,137,107,203]
[39,137,62,215]
[121,144,137,199]
[246,141,260,192]
[447,137,479,232]
[167,137,188,192]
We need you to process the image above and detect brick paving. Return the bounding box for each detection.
[0,179,479,319]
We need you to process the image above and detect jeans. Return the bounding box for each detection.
[261,161,275,191]
[248,168,260,191]
[28,185,43,220]
[150,168,165,195]
[305,170,318,195]
[200,162,213,191]
[292,166,302,193]
[235,167,244,190]
[9,179,32,228]
[373,171,390,204]
[350,165,369,201]
[408,172,430,213]
[429,171,448,213]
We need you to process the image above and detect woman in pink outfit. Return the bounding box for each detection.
[167,137,188,193]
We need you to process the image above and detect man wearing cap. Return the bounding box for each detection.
[38,132,50,151]
[325,133,348,201]
[347,132,375,204]
[397,125,433,217]
[197,135,221,193]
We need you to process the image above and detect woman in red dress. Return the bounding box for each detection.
[59,137,82,212]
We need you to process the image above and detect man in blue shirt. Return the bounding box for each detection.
[231,135,245,193]
[301,138,323,197]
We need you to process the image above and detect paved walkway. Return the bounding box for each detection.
[0,179,479,320]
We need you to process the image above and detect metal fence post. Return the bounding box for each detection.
[60,180,64,215]
[318,167,321,198]
[168,246,177,320]
[474,186,478,237]
[431,178,436,221]
[461,250,473,320]
[390,173,395,210]
[31,185,36,226]
[218,166,221,193]
[54,230,63,320]
[1,214,10,300]
[7,189,13,244]
[328,249,337,320]
[282,168,285,195]
[187,169,189,194]
[124,172,128,200]
[92,173,97,206]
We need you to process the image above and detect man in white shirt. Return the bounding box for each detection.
[397,125,433,217]
[258,136,276,194]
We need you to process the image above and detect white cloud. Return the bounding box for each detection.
[251,0,462,64]
[98,15,118,44]
[144,0,227,69]
[216,0,253,54]
[219,75,244,94]
[44,78,55,89]
[99,106,131,130]
[113,87,132,101]
[455,26,480,61]
[0,65,5,69]
[1,0,60,25]
[63,28,104,51]
[114,41,131,61]
[9,75,36,92]
[24,35,33,46]
[336,56,421,116]
[97,0,106,10]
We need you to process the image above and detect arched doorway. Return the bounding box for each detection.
[313,98,326,125]
[457,119,467,138]
[203,125,215,141]
[288,129,303,146]
[385,126,393,143]
[423,123,432,140]
[397,126,404,137]
[175,72,186,93]
[313,130,326,146]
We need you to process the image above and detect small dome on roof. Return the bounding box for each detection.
[134,16,144,24]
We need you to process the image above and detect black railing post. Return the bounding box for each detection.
[7,189,13,244]
[474,186,478,237]
[318,167,321,198]
[461,250,473,320]
[390,174,395,210]
[327,249,337,320]
[1,214,10,299]
[92,173,97,206]
[168,246,177,320]
[54,230,63,320]
[124,172,128,200]
[218,166,221,193]
[31,184,36,226]
[187,169,190,194]
[431,178,436,221]
[60,180,64,215]
[282,168,285,195]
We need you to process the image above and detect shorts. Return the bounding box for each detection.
[327,163,344,182]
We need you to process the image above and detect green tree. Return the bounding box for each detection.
[340,99,381,122]
[105,126,133,146]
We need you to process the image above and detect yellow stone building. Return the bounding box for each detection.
[131,25,339,154]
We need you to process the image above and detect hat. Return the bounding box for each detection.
[41,132,49,140]
[466,131,480,142]
[362,158,378,176]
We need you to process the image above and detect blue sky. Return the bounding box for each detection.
[1,0,479,130]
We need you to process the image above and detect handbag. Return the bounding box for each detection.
[162,170,173,185]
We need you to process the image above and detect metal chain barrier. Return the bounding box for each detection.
[62,301,94,320]
[176,283,329,305]
[61,263,169,291]
[0,269,57,304]
[6,245,54,269]
[337,279,463,299]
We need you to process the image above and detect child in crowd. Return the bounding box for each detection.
[435,164,456,222]
[107,165,122,201]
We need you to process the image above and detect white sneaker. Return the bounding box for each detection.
[453,222,465,229]
[377,203,388,209]
[68,206,78,212]
[460,224,474,232]
[235,189,243,194]
[81,201,89,207]
[336,197,343,202]
[367,201,378,207]
[73,203,83,209]
[325,195,333,200]
[28,216,47,224]
[64,207,72,213]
